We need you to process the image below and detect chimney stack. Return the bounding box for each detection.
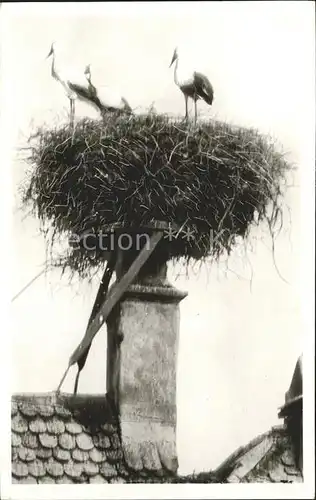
[106,240,187,473]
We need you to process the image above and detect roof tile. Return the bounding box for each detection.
[39,433,58,449]
[106,448,123,463]
[12,432,22,447]
[13,476,37,484]
[29,459,47,478]
[281,450,296,467]
[72,474,87,483]
[46,458,64,477]
[89,448,106,463]
[83,461,99,476]
[89,474,109,483]
[59,433,76,450]
[110,434,121,449]
[72,449,90,462]
[100,461,118,478]
[38,476,55,483]
[76,433,94,451]
[64,461,83,478]
[56,475,74,483]
[53,447,71,463]
[19,404,37,418]
[46,417,65,435]
[11,449,18,461]
[115,462,131,479]
[36,448,53,460]
[22,433,38,449]
[12,415,28,434]
[284,465,300,476]
[12,461,29,478]
[54,405,72,419]
[18,448,36,462]
[29,418,47,434]
[37,405,55,418]
[93,434,111,450]
[65,422,82,434]
[110,476,127,484]
[268,467,286,482]
[23,476,38,484]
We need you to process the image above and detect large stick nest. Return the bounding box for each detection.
[22,112,290,278]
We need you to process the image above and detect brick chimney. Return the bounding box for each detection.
[106,239,187,473]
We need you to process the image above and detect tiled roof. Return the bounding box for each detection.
[215,425,303,483]
[11,393,180,484]
[12,393,301,484]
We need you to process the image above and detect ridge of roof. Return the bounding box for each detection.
[12,392,111,406]
[12,392,109,398]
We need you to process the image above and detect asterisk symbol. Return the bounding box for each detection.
[182,227,195,241]
[164,224,178,241]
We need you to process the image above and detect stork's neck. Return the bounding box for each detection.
[50,52,55,73]
[50,52,59,80]
[173,58,179,86]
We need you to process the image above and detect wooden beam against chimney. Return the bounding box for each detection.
[56,230,164,393]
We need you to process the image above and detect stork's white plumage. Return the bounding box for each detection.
[46,42,101,125]
[169,47,214,123]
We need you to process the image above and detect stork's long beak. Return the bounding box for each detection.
[169,52,177,68]
[46,47,53,59]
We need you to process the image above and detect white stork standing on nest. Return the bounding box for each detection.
[46,42,103,126]
[169,47,214,123]
[46,42,132,126]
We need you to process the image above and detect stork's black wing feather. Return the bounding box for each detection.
[194,72,214,105]
[68,81,104,111]
[69,81,132,115]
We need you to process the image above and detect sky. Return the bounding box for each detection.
[1,1,315,475]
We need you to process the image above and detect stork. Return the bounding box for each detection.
[169,47,214,123]
[46,42,102,126]
[85,63,132,115]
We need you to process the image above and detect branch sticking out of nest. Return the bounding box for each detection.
[22,112,291,279]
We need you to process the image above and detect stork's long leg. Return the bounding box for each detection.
[194,100,198,124]
[184,95,189,122]
[69,98,75,129]
[69,99,74,127]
